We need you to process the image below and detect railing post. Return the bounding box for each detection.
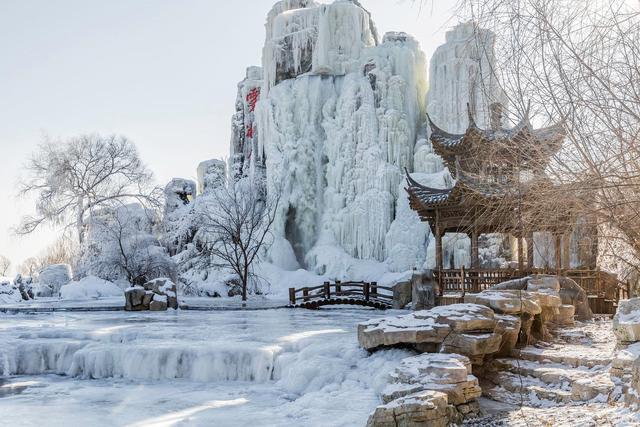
[289,288,296,305]
[364,283,370,301]
[303,288,309,302]
[324,282,331,299]
[371,282,378,298]
[460,266,466,297]
[335,280,341,296]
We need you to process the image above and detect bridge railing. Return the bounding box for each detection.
[288,281,394,306]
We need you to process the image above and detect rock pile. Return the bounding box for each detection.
[613,298,640,345]
[124,278,178,311]
[611,297,640,406]
[358,304,502,365]
[367,354,480,427]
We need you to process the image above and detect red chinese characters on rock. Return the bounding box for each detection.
[246,126,254,138]
[246,87,260,113]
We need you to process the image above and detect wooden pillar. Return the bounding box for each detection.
[527,233,534,269]
[517,236,525,273]
[470,230,479,269]
[562,232,571,270]
[554,234,562,273]
[435,227,443,272]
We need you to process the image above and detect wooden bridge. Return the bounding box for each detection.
[288,281,394,309]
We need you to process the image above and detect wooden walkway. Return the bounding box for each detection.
[289,281,394,309]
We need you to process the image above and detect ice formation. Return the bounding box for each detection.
[197,159,226,195]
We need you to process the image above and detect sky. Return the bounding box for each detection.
[0,0,457,274]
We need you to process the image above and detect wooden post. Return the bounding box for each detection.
[554,234,562,273]
[470,230,479,269]
[289,288,296,305]
[324,282,331,299]
[335,280,341,296]
[303,288,309,302]
[527,233,534,270]
[435,231,443,271]
[371,281,378,297]
[460,265,466,296]
[364,283,370,301]
[517,236,525,273]
[562,232,571,270]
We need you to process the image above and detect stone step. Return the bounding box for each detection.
[490,358,591,385]
[486,358,615,403]
[483,371,574,405]
[513,345,611,368]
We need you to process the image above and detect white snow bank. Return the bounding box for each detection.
[60,276,123,300]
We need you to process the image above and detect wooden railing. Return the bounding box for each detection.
[435,267,632,313]
[288,281,394,308]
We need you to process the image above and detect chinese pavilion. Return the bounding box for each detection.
[406,103,579,282]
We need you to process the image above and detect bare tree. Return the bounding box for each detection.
[18,134,162,244]
[454,0,640,286]
[79,204,176,285]
[199,183,278,301]
[0,255,11,276]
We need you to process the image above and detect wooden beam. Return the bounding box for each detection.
[527,233,534,269]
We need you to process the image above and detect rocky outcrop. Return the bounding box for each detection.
[366,391,452,427]
[125,278,178,311]
[367,353,481,427]
[613,297,640,344]
[358,304,503,365]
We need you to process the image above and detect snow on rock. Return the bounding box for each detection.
[358,304,502,365]
[0,278,22,304]
[614,297,640,344]
[230,66,264,183]
[37,264,72,297]
[368,353,481,426]
[197,159,226,195]
[59,276,123,300]
[263,0,376,91]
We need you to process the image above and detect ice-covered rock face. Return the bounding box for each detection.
[197,159,226,195]
[427,22,507,133]
[263,0,377,90]
[231,67,263,182]
[258,20,427,268]
[164,178,196,215]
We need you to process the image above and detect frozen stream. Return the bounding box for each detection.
[0,308,411,427]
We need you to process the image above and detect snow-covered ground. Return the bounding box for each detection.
[0,308,411,426]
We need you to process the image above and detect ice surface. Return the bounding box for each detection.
[0,309,411,426]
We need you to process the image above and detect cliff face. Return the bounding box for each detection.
[228,2,508,275]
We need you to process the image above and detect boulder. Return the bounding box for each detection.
[614,298,640,344]
[470,290,542,315]
[150,294,168,311]
[557,276,593,321]
[493,315,521,356]
[366,390,452,427]
[370,353,481,426]
[359,304,502,364]
[554,304,576,327]
[412,271,437,311]
[124,286,146,310]
[393,280,412,309]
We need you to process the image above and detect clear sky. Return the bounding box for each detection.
[0,0,457,274]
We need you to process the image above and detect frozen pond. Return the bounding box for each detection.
[0,308,411,426]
